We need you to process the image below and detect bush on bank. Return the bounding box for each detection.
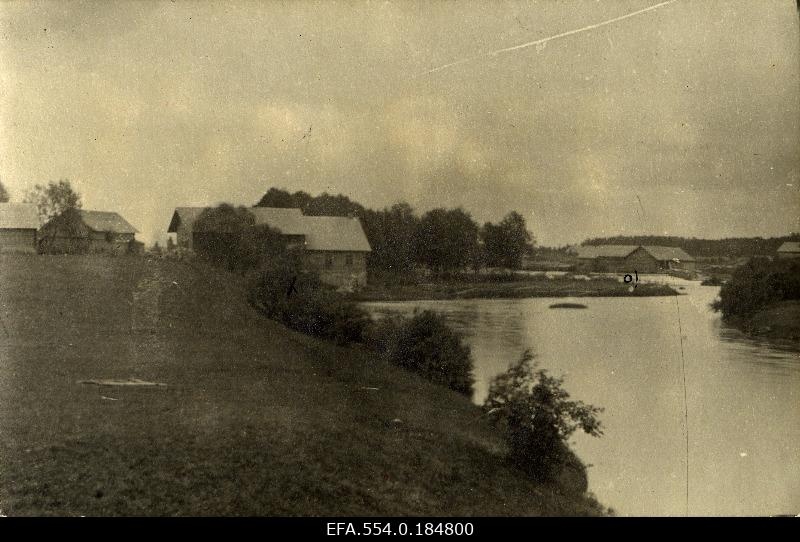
[370,310,475,397]
[484,350,603,482]
[712,257,800,318]
[248,253,372,346]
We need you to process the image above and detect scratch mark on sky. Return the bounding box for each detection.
[416,0,679,77]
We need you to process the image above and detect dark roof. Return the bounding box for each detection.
[168,207,306,235]
[168,207,371,252]
[301,216,372,252]
[777,242,800,253]
[78,210,138,234]
[643,246,695,262]
[576,245,639,259]
[0,203,39,229]
[577,244,694,262]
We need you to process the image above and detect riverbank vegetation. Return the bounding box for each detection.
[0,253,607,515]
[484,351,603,485]
[713,257,800,341]
[352,272,678,302]
[255,187,535,275]
[195,218,613,489]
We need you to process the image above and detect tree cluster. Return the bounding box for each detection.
[193,204,287,272]
[256,187,534,275]
[712,257,800,318]
[24,179,82,223]
[583,234,800,259]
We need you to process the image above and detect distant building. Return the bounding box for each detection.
[0,203,39,253]
[576,245,695,273]
[167,207,372,289]
[777,242,800,259]
[641,246,697,272]
[39,210,138,255]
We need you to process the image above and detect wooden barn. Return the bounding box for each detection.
[0,203,39,253]
[39,210,138,255]
[576,245,695,273]
[300,216,372,289]
[167,206,371,289]
[643,246,696,271]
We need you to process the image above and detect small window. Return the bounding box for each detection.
[345,254,353,266]
[325,254,334,269]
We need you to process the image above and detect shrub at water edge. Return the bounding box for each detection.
[379,310,475,397]
[484,350,603,483]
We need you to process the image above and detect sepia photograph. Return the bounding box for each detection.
[0,0,798,519]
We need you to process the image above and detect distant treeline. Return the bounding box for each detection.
[255,187,533,274]
[582,235,800,259]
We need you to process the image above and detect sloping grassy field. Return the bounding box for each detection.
[0,254,605,516]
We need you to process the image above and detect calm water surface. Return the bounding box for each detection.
[362,279,800,516]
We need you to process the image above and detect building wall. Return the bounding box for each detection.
[624,248,660,273]
[39,231,135,255]
[305,250,368,290]
[580,249,660,273]
[778,253,800,259]
[0,228,37,253]
[177,222,194,250]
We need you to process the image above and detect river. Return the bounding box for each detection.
[361,278,800,516]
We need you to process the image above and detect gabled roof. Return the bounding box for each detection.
[576,245,640,259]
[576,244,695,262]
[643,246,695,262]
[0,203,40,229]
[167,206,372,252]
[777,241,800,253]
[301,216,372,252]
[78,210,138,234]
[168,207,306,235]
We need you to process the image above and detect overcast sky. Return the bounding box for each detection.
[1,0,798,246]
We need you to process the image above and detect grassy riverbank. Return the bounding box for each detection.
[725,300,800,343]
[0,254,607,516]
[352,275,678,302]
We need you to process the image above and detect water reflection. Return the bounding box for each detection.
[362,283,800,516]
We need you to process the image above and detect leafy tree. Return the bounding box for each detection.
[238,223,288,270]
[481,211,534,269]
[484,350,603,481]
[24,179,82,223]
[255,187,365,217]
[416,208,479,274]
[255,187,313,210]
[37,207,88,254]
[0,179,9,202]
[362,202,420,275]
[194,204,286,272]
[248,251,371,345]
[712,257,800,318]
[382,310,475,396]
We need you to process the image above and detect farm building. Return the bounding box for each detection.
[39,210,139,255]
[642,246,696,271]
[776,241,800,259]
[576,245,695,273]
[0,203,39,253]
[167,206,372,289]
